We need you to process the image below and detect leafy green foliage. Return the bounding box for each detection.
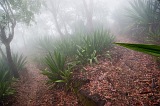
[126,0,159,25]
[115,43,160,57]
[0,58,14,99]
[55,37,77,57]
[0,52,27,72]
[0,0,43,25]
[76,45,98,65]
[148,29,160,44]
[12,53,27,71]
[35,36,55,52]
[125,0,160,41]
[36,29,114,65]
[76,30,114,64]
[42,51,72,87]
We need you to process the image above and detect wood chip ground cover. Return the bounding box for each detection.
[8,36,160,106]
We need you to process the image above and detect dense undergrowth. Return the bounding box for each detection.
[36,30,114,105]
[113,0,160,44]
[28,29,113,105]
[0,53,27,103]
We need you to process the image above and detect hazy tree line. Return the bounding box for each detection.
[0,0,111,78]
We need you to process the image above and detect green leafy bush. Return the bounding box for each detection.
[0,59,14,99]
[124,0,160,41]
[35,36,55,52]
[12,53,27,71]
[35,29,114,66]
[55,38,77,57]
[148,29,160,44]
[42,51,72,87]
[76,30,114,64]
[76,45,98,65]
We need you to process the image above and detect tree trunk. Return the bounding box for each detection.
[5,43,19,78]
[82,0,94,32]
[0,46,7,62]
[49,0,64,38]
[53,13,64,38]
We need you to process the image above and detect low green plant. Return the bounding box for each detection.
[76,45,98,65]
[76,30,113,64]
[55,38,77,57]
[105,51,112,60]
[0,59,14,99]
[87,30,114,54]
[148,29,160,44]
[34,29,114,66]
[35,36,55,52]
[42,51,73,88]
[12,53,27,71]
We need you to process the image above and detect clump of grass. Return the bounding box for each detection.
[36,29,114,64]
[42,51,73,90]
[12,53,27,71]
[0,58,14,100]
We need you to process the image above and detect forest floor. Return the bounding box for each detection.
[11,35,160,106]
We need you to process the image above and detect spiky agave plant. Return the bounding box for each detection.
[35,36,55,52]
[12,53,27,71]
[42,51,72,87]
[76,29,114,64]
[55,37,77,57]
[125,0,160,41]
[0,58,14,99]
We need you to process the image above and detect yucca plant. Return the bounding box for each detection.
[42,51,73,87]
[35,36,55,52]
[55,38,77,57]
[0,72,14,98]
[12,53,27,71]
[76,29,114,64]
[0,58,14,99]
[90,30,114,53]
[148,29,160,44]
[124,0,160,41]
[76,45,98,65]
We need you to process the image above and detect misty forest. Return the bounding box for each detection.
[0,0,160,106]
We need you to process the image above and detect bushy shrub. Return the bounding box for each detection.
[148,29,160,44]
[0,58,14,99]
[36,29,114,64]
[35,36,55,52]
[119,0,160,42]
[42,51,72,87]
[76,30,114,64]
[12,53,27,71]
[55,38,77,57]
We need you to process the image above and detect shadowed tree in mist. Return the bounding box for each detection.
[0,0,42,78]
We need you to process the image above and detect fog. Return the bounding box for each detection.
[11,0,125,51]
[0,0,159,58]
[1,0,160,105]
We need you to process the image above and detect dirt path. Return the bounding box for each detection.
[12,64,54,106]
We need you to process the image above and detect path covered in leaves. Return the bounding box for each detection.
[12,64,54,106]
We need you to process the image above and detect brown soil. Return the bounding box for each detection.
[12,64,78,106]
[12,64,54,106]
